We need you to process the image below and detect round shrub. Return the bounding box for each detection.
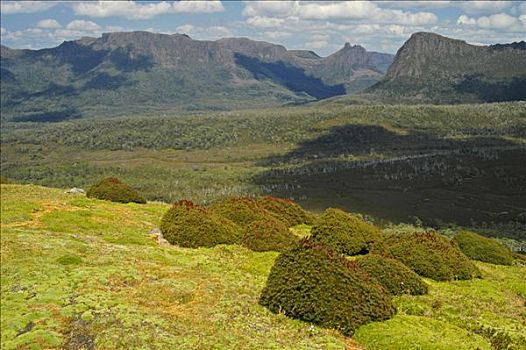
[310,208,383,256]
[87,177,146,204]
[453,231,514,265]
[381,231,481,281]
[259,239,396,336]
[241,218,299,252]
[210,197,279,228]
[355,254,428,295]
[160,200,242,248]
[256,196,315,226]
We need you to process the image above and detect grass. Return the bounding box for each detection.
[1,184,525,349]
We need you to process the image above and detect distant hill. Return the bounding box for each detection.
[369,32,526,103]
[0,31,392,121]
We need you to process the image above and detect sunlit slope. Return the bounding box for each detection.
[1,184,525,349]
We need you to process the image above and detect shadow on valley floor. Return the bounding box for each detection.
[253,124,526,239]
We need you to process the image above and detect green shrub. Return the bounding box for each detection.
[259,239,396,336]
[241,218,299,252]
[209,197,279,228]
[381,231,481,281]
[452,231,514,265]
[355,254,428,295]
[310,208,383,256]
[160,200,242,248]
[87,177,146,204]
[256,196,315,226]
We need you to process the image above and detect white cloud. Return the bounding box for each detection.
[242,1,437,25]
[1,27,7,36]
[457,13,521,29]
[72,0,224,20]
[305,40,330,50]
[246,16,285,28]
[0,1,56,14]
[461,1,514,15]
[262,31,292,40]
[175,24,232,40]
[66,20,101,31]
[36,19,61,29]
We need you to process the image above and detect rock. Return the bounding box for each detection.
[65,188,86,194]
[149,228,170,245]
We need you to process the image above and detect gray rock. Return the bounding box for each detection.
[65,188,86,194]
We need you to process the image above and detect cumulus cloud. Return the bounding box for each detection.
[460,1,514,15]
[175,24,232,40]
[65,20,101,31]
[72,0,224,20]
[457,13,521,29]
[305,40,330,50]
[36,19,61,29]
[1,1,56,14]
[246,16,285,28]
[243,1,437,25]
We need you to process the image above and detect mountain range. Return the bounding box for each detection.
[1,31,525,121]
[0,31,392,121]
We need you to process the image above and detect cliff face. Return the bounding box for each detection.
[371,32,526,102]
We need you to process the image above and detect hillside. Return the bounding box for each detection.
[369,32,526,103]
[1,184,525,349]
[0,31,392,121]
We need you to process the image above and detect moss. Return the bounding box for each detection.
[160,200,242,248]
[87,177,146,204]
[57,255,82,266]
[209,197,278,228]
[355,254,428,295]
[256,196,315,226]
[310,208,383,256]
[241,218,299,252]
[259,239,396,336]
[381,231,481,281]
[453,231,514,265]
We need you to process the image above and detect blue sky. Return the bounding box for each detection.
[1,1,525,55]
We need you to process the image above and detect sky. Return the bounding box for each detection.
[1,0,525,55]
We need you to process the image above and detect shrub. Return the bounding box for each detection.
[241,218,299,252]
[452,231,514,265]
[209,197,279,228]
[256,196,315,226]
[310,208,383,256]
[160,200,242,248]
[86,177,146,204]
[381,231,481,281]
[355,254,428,295]
[259,239,396,336]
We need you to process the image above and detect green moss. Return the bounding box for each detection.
[354,315,491,350]
[241,218,299,252]
[57,255,82,265]
[310,208,383,256]
[259,239,396,336]
[453,231,514,265]
[355,254,428,295]
[160,200,242,248]
[256,196,315,226]
[381,231,481,281]
[87,177,146,204]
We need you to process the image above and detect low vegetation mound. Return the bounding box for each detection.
[381,231,481,281]
[259,239,396,336]
[453,231,514,265]
[87,177,146,204]
[355,254,428,295]
[209,197,279,228]
[241,218,299,252]
[160,200,242,248]
[310,208,383,255]
[256,196,315,226]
